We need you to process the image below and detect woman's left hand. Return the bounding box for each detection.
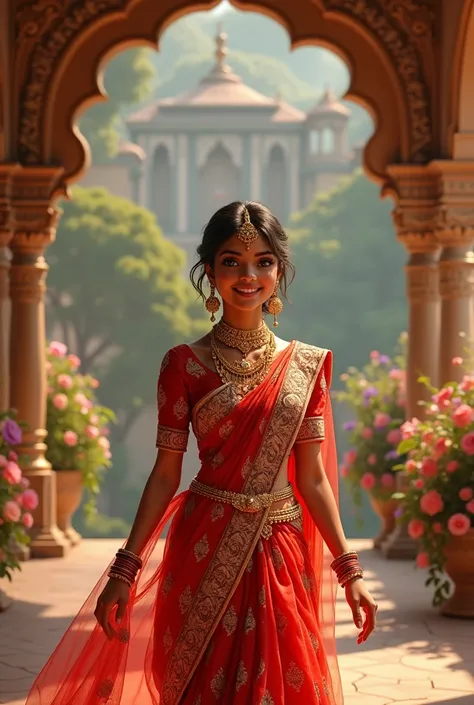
[345,577,378,644]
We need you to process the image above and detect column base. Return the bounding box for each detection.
[25,467,70,558]
[382,523,418,560]
[29,525,70,558]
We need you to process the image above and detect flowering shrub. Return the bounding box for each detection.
[334,334,407,512]
[46,341,116,515]
[397,359,474,606]
[0,412,39,580]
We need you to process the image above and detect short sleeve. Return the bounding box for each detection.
[295,350,332,445]
[156,348,191,453]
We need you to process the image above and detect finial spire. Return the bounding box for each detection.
[215,23,228,70]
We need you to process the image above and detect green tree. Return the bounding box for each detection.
[78,48,156,162]
[47,186,206,443]
[285,170,407,381]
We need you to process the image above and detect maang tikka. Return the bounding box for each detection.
[205,281,220,322]
[267,281,283,327]
[237,206,259,249]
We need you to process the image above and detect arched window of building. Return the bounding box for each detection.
[198,142,240,226]
[321,127,335,154]
[267,144,286,224]
[152,144,172,233]
[309,130,320,154]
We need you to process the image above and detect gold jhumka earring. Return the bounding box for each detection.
[205,282,220,322]
[267,281,283,327]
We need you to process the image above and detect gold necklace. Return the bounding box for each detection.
[213,319,271,369]
[210,329,276,396]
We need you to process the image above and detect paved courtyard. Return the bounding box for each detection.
[0,539,473,705]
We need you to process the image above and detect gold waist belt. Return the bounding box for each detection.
[189,479,302,540]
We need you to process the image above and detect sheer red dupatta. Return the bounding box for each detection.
[288,353,343,704]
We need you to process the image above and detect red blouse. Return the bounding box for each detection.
[156,344,330,453]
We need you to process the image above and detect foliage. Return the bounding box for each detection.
[78,48,156,162]
[396,361,474,607]
[73,510,131,539]
[286,171,406,380]
[334,335,407,515]
[0,413,38,581]
[47,187,207,445]
[46,341,116,516]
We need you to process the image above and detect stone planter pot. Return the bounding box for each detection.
[55,469,83,546]
[441,528,474,619]
[369,495,398,550]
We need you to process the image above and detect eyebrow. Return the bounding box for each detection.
[219,249,274,257]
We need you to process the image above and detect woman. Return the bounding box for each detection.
[26,202,377,705]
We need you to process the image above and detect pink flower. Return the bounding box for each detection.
[90,414,99,425]
[67,354,81,370]
[460,487,474,502]
[344,449,357,465]
[381,473,395,488]
[452,404,474,428]
[405,459,418,474]
[74,393,89,407]
[339,465,349,478]
[420,490,444,516]
[452,356,464,366]
[466,500,474,514]
[390,369,405,381]
[387,429,402,445]
[416,552,430,569]
[20,489,38,511]
[374,412,391,429]
[433,387,454,409]
[446,460,460,473]
[447,513,471,536]
[362,428,373,439]
[98,437,110,450]
[433,522,443,534]
[2,461,22,485]
[3,501,21,522]
[460,375,474,392]
[85,425,99,439]
[414,479,425,490]
[360,472,376,490]
[22,512,34,528]
[104,450,112,460]
[408,519,425,539]
[8,451,17,462]
[58,374,73,390]
[434,437,451,459]
[421,458,437,478]
[401,418,420,439]
[49,341,67,358]
[370,351,380,361]
[422,430,435,445]
[52,394,68,410]
[0,455,6,467]
[461,431,474,455]
[20,477,30,488]
[367,453,377,466]
[91,378,99,389]
[63,431,78,447]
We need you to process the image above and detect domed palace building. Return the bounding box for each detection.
[80,29,357,260]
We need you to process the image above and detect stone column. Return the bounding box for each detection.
[433,162,474,384]
[10,166,69,558]
[382,165,441,559]
[0,165,16,412]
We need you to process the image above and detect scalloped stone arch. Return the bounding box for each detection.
[196,136,243,170]
[14,0,434,194]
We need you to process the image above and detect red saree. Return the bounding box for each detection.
[26,341,343,705]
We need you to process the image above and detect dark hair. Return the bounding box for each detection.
[190,201,295,313]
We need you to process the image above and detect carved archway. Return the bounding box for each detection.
[450,0,474,158]
[13,0,434,197]
[198,143,241,226]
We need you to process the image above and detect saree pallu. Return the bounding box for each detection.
[25,341,343,705]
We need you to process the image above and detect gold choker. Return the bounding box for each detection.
[213,319,270,360]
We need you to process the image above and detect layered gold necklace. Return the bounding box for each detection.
[211,319,276,396]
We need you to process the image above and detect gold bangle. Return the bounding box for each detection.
[117,548,142,564]
[340,570,363,587]
[108,572,133,587]
[330,550,358,570]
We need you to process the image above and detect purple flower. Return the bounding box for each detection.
[363,386,378,400]
[343,421,357,431]
[379,355,390,365]
[394,507,404,518]
[385,450,399,461]
[1,419,22,446]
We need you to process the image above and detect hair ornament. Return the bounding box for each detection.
[237,206,259,250]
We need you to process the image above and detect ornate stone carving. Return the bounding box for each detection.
[321,0,435,161]
[16,0,128,163]
[438,261,474,301]
[405,260,438,303]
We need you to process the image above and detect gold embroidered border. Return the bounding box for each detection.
[295,416,325,444]
[162,342,328,704]
[156,425,189,453]
[192,383,239,441]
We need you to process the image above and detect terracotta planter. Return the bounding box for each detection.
[441,528,474,619]
[369,496,398,550]
[55,469,83,546]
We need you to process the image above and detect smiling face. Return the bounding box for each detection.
[206,231,279,317]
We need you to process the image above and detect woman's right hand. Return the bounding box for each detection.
[94,578,130,640]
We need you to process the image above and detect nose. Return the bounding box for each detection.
[239,266,257,282]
